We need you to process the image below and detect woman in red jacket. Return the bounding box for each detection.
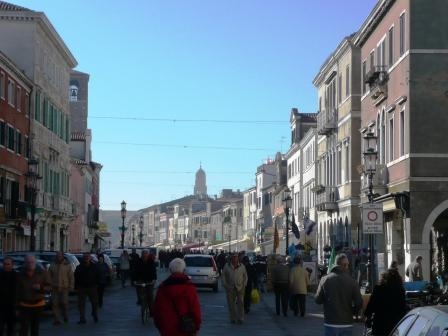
[154,258,201,336]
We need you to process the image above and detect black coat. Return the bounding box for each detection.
[136,259,157,283]
[75,262,101,288]
[364,283,407,336]
[0,270,16,310]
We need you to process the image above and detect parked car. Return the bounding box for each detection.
[6,251,80,273]
[389,305,448,336]
[183,254,219,292]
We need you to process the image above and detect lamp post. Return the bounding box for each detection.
[120,200,127,249]
[283,188,292,256]
[363,131,378,291]
[139,215,144,247]
[26,158,41,252]
[132,224,136,246]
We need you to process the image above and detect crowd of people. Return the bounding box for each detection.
[0,247,432,336]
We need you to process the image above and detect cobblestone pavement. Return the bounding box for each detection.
[38,270,366,335]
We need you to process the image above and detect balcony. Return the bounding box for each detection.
[365,66,389,100]
[317,108,338,135]
[315,186,338,212]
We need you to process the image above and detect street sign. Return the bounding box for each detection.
[362,203,383,234]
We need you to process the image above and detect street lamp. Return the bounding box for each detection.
[26,158,41,252]
[283,188,292,256]
[139,215,144,247]
[132,224,136,246]
[363,131,378,291]
[120,200,127,249]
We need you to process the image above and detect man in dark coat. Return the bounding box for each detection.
[0,257,17,336]
[241,256,257,314]
[74,253,100,324]
[135,250,157,311]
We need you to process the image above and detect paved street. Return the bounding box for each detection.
[39,269,365,336]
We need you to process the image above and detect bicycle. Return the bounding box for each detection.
[135,281,155,324]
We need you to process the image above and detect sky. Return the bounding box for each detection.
[13,0,377,211]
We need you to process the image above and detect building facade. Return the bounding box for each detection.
[355,0,448,280]
[313,35,363,263]
[0,50,33,252]
[0,2,78,251]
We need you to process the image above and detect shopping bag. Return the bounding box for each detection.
[251,288,260,304]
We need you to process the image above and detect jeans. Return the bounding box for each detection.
[77,287,98,321]
[290,293,306,316]
[18,306,43,336]
[273,283,289,316]
[120,269,129,287]
[324,325,353,336]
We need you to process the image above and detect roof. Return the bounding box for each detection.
[0,1,31,11]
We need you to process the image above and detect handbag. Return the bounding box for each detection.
[170,294,196,334]
[251,288,260,304]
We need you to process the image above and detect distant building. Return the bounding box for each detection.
[194,165,207,198]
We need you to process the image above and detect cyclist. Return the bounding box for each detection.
[135,250,157,314]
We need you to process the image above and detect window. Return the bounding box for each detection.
[16,131,22,155]
[390,314,416,336]
[377,38,386,66]
[0,121,5,147]
[0,72,4,100]
[7,79,15,106]
[389,118,394,162]
[370,50,375,70]
[400,12,406,56]
[400,110,405,156]
[345,66,350,97]
[7,125,15,151]
[362,61,367,94]
[338,74,342,104]
[16,86,21,111]
[388,26,394,66]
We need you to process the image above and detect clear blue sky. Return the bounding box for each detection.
[14,0,377,210]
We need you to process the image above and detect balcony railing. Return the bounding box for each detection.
[317,108,338,135]
[365,65,389,99]
[315,186,338,212]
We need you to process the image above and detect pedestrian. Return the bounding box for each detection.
[153,258,201,336]
[74,253,100,324]
[315,253,363,336]
[289,255,310,317]
[271,255,290,317]
[119,250,130,287]
[221,254,248,324]
[254,254,267,293]
[364,268,407,336]
[0,257,17,336]
[135,250,157,311]
[216,250,227,275]
[241,256,257,314]
[96,255,110,308]
[129,249,140,286]
[406,255,423,281]
[16,254,51,336]
[48,251,74,325]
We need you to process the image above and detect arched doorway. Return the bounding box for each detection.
[422,199,448,281]
[430,209,448,279]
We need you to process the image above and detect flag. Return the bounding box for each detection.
[327,248,336,274]
[304,216,316,236]
[273,222,279,251]
[290,213,301,240]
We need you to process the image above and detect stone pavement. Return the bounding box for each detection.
[37,274,366,336]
